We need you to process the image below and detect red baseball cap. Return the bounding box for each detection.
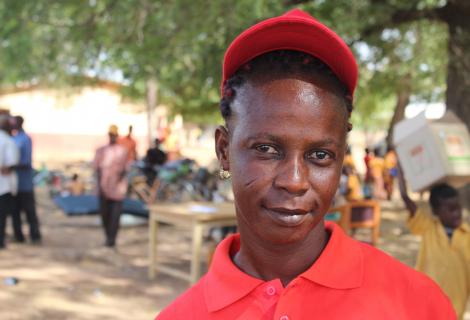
[221,9,358,97]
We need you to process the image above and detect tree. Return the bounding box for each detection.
[358,0,470,207]
[1,1,468,138]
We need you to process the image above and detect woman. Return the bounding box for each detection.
[157,9,455,319]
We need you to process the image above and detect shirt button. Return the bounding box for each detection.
[266,286,276,296]
[280,316,290,320]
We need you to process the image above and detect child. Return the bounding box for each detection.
[384,147,398,200]
[66,173,85,196]
[398,166,470,319]
[343,165,362,202]
[369,147,386,199]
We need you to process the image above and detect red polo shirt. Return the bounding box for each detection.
[156,223,456,319]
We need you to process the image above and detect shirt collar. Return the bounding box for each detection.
[203,222,363,312]
[204,233,264,312]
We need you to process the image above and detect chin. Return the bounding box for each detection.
[256,220,322,245]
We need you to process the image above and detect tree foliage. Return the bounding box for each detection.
[0,0,467,128]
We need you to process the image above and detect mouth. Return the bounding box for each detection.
[264,206,312,227]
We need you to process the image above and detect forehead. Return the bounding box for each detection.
[436,196,460,208]
[230,77,348,143]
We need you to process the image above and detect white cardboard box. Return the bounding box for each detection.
[393,111,470,192]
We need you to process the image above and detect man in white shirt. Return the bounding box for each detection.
[0,114,19,249]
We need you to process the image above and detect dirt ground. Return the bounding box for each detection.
[0,187,468,319]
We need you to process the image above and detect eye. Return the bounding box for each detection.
[307,150,333,161]
[255,144,278,155]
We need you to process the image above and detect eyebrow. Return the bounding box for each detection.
[244,132,342,148]
[245,132,281,143]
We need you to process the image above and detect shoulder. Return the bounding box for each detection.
[20,131,32,142]
[359,241,430,284]
[155,279,207,319]
[0,133,16,148]
[95,145,106,153]
[358,242,455,318]
[95,145,107,158]
[6,136,18,149]
[14,131,30,144]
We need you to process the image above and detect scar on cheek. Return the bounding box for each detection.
[243,177,257,188]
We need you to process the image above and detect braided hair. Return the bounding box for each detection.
[220,50,353,131]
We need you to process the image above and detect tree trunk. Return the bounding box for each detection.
[146,78,158,148]
[445,14,470,209]
[386,88,410,150]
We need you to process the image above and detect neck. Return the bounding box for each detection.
[233,221,329,287]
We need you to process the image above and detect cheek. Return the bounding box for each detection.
[230,152,274,199]
[309,166,342,204]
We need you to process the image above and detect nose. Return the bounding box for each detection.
[273,155,309,195]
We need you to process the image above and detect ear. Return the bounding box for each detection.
[215,125,230,171]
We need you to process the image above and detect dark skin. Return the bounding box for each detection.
[397,164,463,229]
[109,133,118,145]
[215,74,349,287]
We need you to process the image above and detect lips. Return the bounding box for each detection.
[264,206,312,227]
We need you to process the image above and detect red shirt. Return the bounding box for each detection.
[156,223,456,320]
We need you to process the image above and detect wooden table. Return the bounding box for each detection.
[148,202,237,284]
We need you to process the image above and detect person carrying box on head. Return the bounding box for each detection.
[398,164,470,319]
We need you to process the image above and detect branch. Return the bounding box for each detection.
[361,7,445,40]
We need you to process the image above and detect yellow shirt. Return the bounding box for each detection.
[343,154,355,170]
[369,157,384,179]
[407,205,470,319]
[346,174,362,201]
[384,151,397,170]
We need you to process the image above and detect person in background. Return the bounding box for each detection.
[0,115,19,249]
[383,146,398,200]
[11,116,41,244]
[145,138,167,167]
[142,138,168,185]
[344,166,362,202]
[362,147,373,199]
[118,125,137,163]
[66,173,85,196]
[369,147,386,200]
[342,147,355,171]
[398,166,470,319]
[363,147,372,182]
[94,125,128,247]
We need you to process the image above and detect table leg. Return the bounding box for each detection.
[148,218,158,279]
[190,223,204,284]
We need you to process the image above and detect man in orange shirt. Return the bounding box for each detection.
[118,125,137,162]
[156,9,455,319]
